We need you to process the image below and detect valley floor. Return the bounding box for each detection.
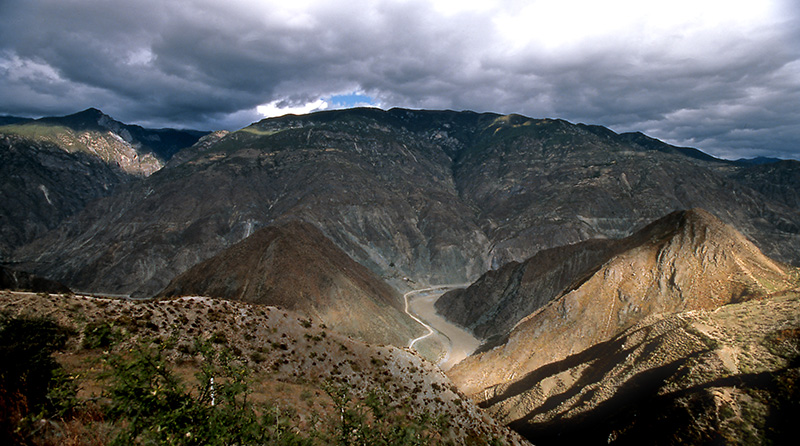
[405,285,481,370]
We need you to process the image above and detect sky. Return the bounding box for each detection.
[0,0,798,160]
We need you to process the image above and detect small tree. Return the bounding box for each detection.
[101,337,312,446]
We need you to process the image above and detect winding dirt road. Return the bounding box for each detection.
[404,284,481,370]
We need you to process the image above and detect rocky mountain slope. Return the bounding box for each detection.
[496,291,800,444]
[13,109,800,298]
[0,109,206,262]
[0,290,528,446]
[437,202,800,347]
[159,220,425,347]
[0,108,206,175]
[724,160,800,210]
[0,134,131,261]
[435,238,623,345]
[447,209,799,400]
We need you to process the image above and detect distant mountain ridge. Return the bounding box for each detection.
[12,107,800,297]
[0,133,131,261]
[0,108,207,261]
[0,108,207,175]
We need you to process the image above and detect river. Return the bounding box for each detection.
[404,285,481,370]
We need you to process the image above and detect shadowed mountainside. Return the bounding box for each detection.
[724,160,800,210]
[0,265,71,294]
[159,220,425,347]
[0,109,206,261]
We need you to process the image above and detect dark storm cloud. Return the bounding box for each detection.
[1,0,798,159]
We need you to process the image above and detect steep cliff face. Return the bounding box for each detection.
[13,108,800,297]
[448,209,798,400]
[159,221,424,347]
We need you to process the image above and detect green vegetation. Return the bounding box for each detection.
[82,321,121,349]
[100,337,309,446]
[322,381,451,446]
[0,312,464,446]
[0,123,73,141]
[0,313,76,445]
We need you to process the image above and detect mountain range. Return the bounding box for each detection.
[7,108,800,299]
[2,106,800,444]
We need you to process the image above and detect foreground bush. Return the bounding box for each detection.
[0,313,75,445]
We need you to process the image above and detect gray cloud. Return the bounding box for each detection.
[1,0,798,159]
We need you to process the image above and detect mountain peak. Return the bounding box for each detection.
[37,107,117,132]
[77,107,104,116]
[631,208,743,249]
[449,208,795,398]
[158,220,424,347]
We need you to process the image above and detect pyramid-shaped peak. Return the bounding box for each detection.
[76,107,104,116]
[37,107,117,131]
[682,207,725,226]
[631,208,740,247]
[633,208,789,292]
[675,208,754,245]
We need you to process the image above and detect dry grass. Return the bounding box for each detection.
[0,291,528,446]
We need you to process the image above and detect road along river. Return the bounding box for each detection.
[404,285,481,370]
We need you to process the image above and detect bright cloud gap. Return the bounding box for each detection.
[0,0,798,159]
[257,93,381,118]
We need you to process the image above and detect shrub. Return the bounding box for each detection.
[82,321,121,349]
[0,313,76,444]
[322,381,450,446]
[100,338,311,446]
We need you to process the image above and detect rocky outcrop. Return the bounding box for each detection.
[158,221,424,347]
